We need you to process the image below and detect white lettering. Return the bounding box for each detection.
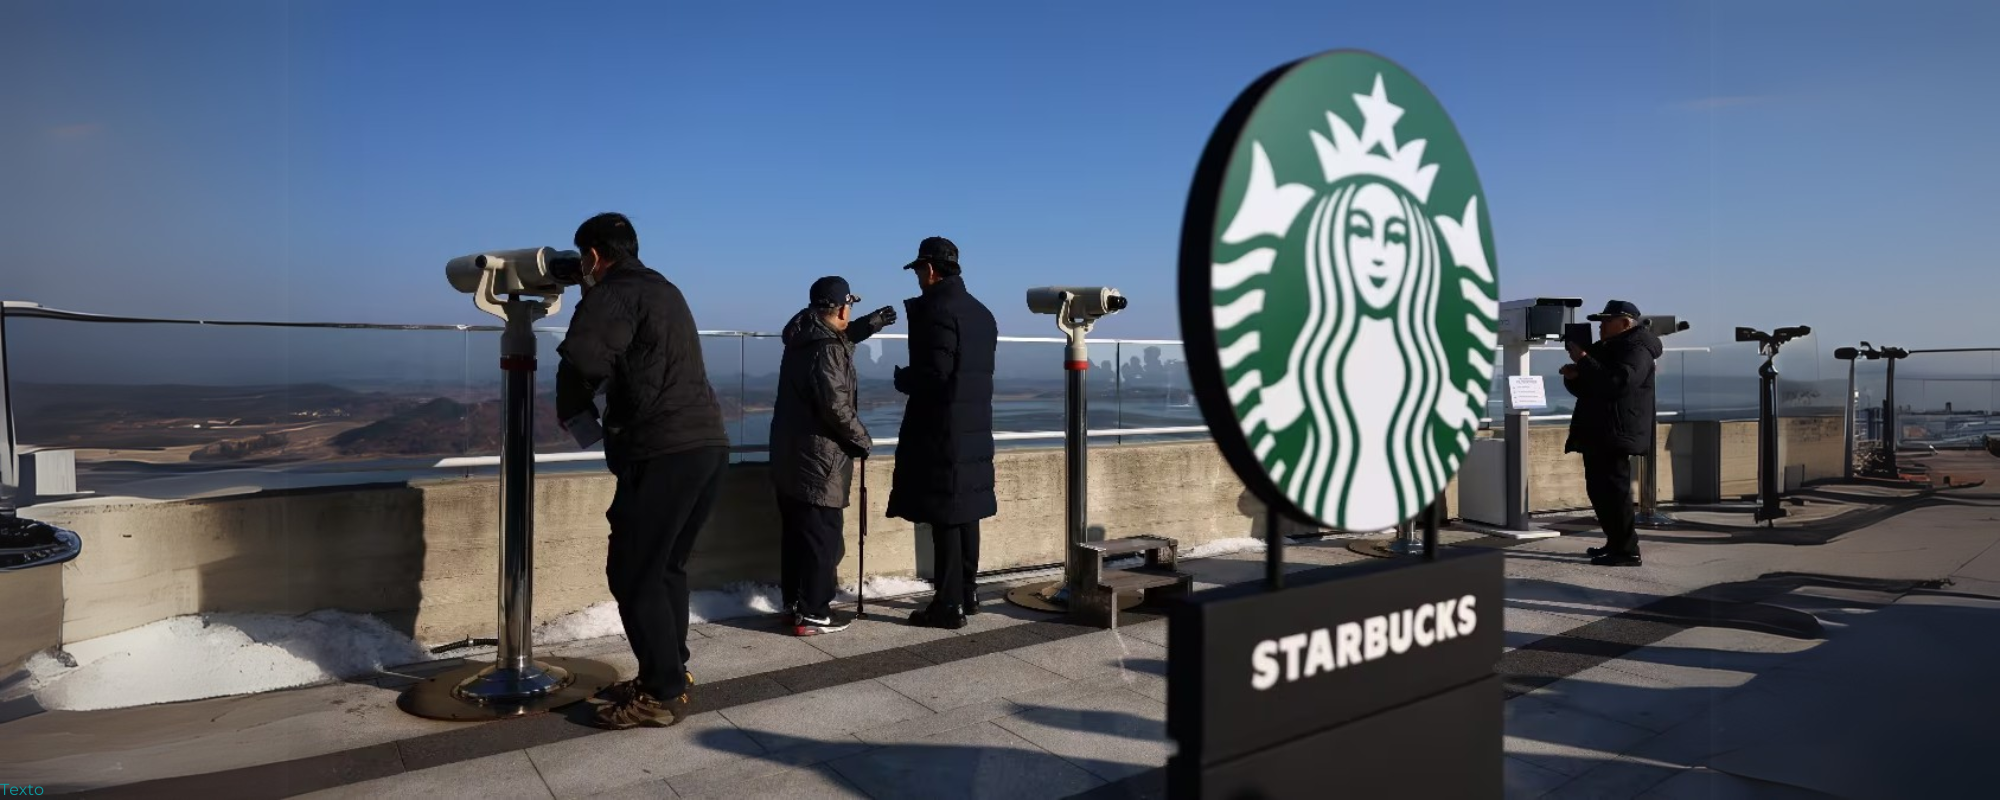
[1305,628,1337,677]
[1387,609,1414,654]
[1279,633,1310,681]
[1433,599,1459,642]
[1336,621,1363,668]
[1251,640,1280,690]
[1248,591,1488,688]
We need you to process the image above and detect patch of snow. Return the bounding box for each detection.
[533,576,936,642]
[26,610,433,712]
[835,575,934,605]
[1182,537,1268,559]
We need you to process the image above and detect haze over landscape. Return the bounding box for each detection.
[4,0,1996,495]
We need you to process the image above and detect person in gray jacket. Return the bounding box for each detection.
[770,276,897,635]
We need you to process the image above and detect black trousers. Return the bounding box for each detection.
[927,520,982,611]
[605,447,728,700]
[1581,450,1640,558]
[778,497,845,618]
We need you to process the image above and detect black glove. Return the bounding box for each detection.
[864,305,897,328]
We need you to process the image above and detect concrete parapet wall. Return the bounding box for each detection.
[17,421,1848,649]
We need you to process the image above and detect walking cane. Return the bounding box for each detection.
[857,456,869,618]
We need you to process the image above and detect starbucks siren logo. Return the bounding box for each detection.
[1204,56,1499,532]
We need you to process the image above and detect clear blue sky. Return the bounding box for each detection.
[4,0,1996,358]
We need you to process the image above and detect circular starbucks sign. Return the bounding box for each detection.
[1179,50,1500,533]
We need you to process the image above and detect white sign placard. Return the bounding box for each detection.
[1507,375,1548,411]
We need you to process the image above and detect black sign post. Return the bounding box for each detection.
[1171,49,1506,799]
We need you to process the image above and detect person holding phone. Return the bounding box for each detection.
[1559,300,1662,567]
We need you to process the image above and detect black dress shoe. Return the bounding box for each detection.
[1585,546,1607,558]
[909,605,968,630]
[963,597,982,616]
[1590,553,1643,567]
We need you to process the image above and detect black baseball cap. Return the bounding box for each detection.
[1587,300,1642,321]
[809,276,859,309]
[902,236,959,271]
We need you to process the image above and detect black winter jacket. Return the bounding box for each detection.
[555,260,730,469]
[886,275,999,525]
[1562,325,1663,456]
[768,308,887,508]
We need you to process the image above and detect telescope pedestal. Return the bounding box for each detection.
[398,297,612,721]
[1005,294,1188,626]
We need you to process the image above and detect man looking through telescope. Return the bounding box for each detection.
[555,212,731,729]
[770,276,897,636]
[1559,299,1661,568]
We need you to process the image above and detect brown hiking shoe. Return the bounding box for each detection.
[593,689,690,730]
[589,672,693,706]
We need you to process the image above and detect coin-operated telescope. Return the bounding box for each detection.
[400,246,614,722]
[1631,316,1692,528]
[1011,286,1146,619]
[1460,298,1582,539]
[1736,324,1812,524]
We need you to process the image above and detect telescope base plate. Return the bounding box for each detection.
[1005,580,1143,614]
[397,656,617,722]
[1456,523,1561,540]
[1348,538,1429,559]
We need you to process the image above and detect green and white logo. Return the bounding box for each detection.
[1183,51,1499,533]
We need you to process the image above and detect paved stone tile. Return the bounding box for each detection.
[665,735,872,799]
[826,721,1105,800]
[525,711,761,798]
[851,676,1094,747]
[1117,619,1170,649]
[1505,606,1596,652]
[574,777,681,799]
[1636,767,1840,799]
[1504,755,1571,799]
[761,647,934,694]
[1503,694,1659,777]
[718,680,933,752]
[955,601,1058,633]
[1524,664,1708,734]
[994,687,1171,782]
[685,630,832,684]
[1542,756,1685,800]
[1007,629,1169,682]
[1083,661,1168,704]
[796,614,960,660]
[298,751,551,800]
[678,763,868,799]
[916,623,1053,664]
[1622,686,1779,770]
[877,651,1068,712]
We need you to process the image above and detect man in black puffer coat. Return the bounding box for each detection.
[888,237,999,629]
[769,276,897,636]
[555,213,731,730]
[1561,299,1663,567]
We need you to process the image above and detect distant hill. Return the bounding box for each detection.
[330,397,569,456]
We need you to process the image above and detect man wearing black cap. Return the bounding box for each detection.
[770,277,897,635]
[889,237,1000,629]
[1560,299,1663,567]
